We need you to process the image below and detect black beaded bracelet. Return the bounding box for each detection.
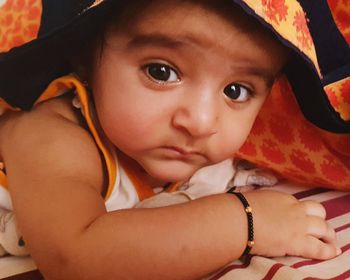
[227,187,254,258]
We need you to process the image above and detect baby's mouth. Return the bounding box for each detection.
[159,146,208,162]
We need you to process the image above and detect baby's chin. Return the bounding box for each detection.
[143,161,205,183]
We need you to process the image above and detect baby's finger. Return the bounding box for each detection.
[301,236,341,260]
[302,200,326,218]
[307,216,336,244]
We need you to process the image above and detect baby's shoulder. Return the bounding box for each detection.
[0,94,83,151]
[10,94,81,125]
[33,94,82,125]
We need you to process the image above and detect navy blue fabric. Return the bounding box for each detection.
[285,56,350,133]
[39,0,95,36]
[323,63,350,86]
[296,0,350,81]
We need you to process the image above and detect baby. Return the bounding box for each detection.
[0,1,339,279]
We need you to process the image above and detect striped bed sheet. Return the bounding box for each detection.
[1,184,349,280]
[208,184,350,280]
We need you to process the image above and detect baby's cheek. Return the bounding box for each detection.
[101,117,156,153]
[220,128,252,157]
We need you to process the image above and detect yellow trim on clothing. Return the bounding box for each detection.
[165,182,185,193]
[50,75,118,201]
[0,170,8,189]
[118,157,155,201]
[118,156,185,201]
[30,75,118,200]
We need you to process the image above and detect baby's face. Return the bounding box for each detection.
[91,0,287,184]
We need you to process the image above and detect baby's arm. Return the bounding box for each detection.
[0,98,339,280]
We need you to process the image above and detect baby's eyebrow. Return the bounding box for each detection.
[235,66,275,88]
[127,33,203,50]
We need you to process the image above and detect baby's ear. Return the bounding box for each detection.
[69,40,97,83]
[69,54,90,82]
[70,60,89,81]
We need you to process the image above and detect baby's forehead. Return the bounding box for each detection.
[126,1,258,30]
[114,1,286,61]
[120,1,276,46]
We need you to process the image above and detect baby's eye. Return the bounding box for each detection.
[223,83,252,102]
[144,63,180,83]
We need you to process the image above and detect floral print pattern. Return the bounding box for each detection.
[237,76,350,190]
[262,0,288,23]
[325,77,350,121]
[244,0,321,74]
[328,0,350,46]
[293,10,313,50]
[0,0,41,52]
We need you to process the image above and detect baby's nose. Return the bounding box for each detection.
[171,90,218,138]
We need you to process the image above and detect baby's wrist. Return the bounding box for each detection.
[227,188,254,259]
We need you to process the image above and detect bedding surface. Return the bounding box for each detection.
[208,184,350,280]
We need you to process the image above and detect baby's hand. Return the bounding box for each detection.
[244,190,340,260]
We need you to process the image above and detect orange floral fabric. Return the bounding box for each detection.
[0,0,42,52]
[325,77,350,121]
[326,0,350,121]
[237,76,350,190]
[328,0,350,46]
